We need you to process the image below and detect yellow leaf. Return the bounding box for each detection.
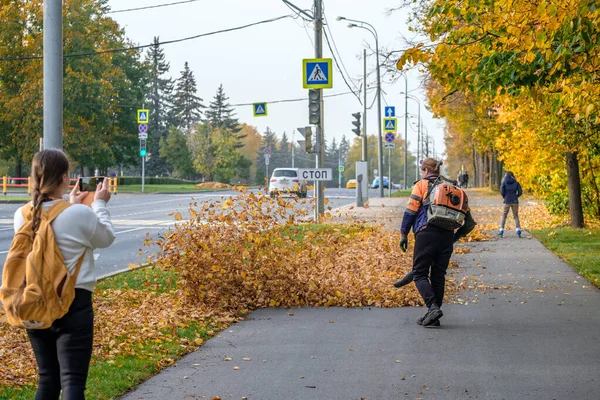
[194,338,203,345]
[174,212,182,221]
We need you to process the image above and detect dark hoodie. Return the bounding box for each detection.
[500,174,522,204]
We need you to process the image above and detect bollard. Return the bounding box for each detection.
[112,177,118,195]
[2,176,6,195]
[356,174,364,207]
[27,177,31,195]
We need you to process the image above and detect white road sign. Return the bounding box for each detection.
[298,168,332,181]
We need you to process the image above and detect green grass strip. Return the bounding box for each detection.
[115,184,232,193]
[532,227,600,288]
[390,189,412,198]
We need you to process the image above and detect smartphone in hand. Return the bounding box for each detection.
[79,177,105,205]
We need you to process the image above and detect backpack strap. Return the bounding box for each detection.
[45,200,72,223]
[71,251,86,280]
[44,200,85,280]
[424,176,440,201]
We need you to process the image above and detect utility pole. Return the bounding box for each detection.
[403,78,408,189]
[375,39,384,199]
[388,147,392,197]
[362,49,367,163]
[43,0,63,150]
[291,129,295,168]
[314,0,324,220]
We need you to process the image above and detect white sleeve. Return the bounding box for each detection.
[13,207,25,233]
[89,200,116,249]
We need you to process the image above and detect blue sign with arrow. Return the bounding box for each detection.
[385,106,396,117]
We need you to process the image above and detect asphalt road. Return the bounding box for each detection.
[0,187,386,279]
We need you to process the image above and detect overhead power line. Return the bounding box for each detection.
[323,12,361,92]
[323,29,362,105]
[230,86,376,108]
[107,0,204,14]
[0,15,293,62]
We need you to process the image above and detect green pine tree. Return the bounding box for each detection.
[205,84,239,131]
[170,61,204,133]
[144,37,173,176]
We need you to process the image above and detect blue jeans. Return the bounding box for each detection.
[27,289,94,400]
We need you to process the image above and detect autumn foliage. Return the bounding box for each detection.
[151,188,424,316]
[397,0,600,226]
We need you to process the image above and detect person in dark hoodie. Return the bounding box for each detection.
[499,171,523,238]
[397,158,476,327]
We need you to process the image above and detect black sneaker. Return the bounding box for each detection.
[394,271,414,288]
[422,304,443,326]
[417,314,440,326]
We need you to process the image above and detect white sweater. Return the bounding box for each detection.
[13,200,115,292]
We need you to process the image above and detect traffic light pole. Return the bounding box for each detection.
[141,104,146,193]
[142,153,145,193]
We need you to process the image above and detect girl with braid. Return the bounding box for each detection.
[12,149,115,400]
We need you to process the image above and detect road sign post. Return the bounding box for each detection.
[138,109,149,193]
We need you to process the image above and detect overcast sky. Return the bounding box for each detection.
[106,0,446,159]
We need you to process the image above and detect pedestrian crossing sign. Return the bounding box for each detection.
[383,117,397,133]
[253,102,268,117]
[303,58,333,89]
[137,109,149,124]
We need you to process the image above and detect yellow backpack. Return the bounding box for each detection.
[0,200,84,329]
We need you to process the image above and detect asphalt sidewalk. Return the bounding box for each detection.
[121,195,600,400]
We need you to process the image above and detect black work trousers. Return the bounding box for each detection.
[412,225,454,308]
[26,289,94,400]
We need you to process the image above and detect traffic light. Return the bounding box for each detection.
[140,139,147,157]
[352,112,361,137]
[297,126,314,153]
[308,89,321,125]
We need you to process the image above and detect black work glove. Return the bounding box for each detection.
[399,235,408,252]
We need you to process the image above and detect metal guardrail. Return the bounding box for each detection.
[2,176,118,195]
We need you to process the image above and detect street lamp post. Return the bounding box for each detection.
[401,93,422,182]
[338,16,384,198]
[44,0,63,150]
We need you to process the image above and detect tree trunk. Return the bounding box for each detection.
[471,144,477,188]
[15,158,23,178]
[565,151,584,228]
[496,155,504,188]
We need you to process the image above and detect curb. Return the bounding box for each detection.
[97,263,152,280]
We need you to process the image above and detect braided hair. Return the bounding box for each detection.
[30,150,70,237]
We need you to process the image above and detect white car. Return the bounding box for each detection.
[268,168,308,198]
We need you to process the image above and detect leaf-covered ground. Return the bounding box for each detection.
[2,188,573,392]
